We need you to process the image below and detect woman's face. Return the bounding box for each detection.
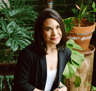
[43,18,62,46]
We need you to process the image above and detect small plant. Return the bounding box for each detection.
[85,83,96,91]
[71,0,96,27]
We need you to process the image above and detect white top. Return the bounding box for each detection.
[44,69,57,91]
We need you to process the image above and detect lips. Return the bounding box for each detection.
[51,37,58,40]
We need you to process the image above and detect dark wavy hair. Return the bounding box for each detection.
[33,8,66,55]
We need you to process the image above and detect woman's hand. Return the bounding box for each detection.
[33,88,42,91]
[54,86,67,91]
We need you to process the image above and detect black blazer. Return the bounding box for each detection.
[12,44,71,91]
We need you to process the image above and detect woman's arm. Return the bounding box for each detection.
[13,49,41,91]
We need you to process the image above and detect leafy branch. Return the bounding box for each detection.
[63,39,85,88]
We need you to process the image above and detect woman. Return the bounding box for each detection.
[12,8,71,91]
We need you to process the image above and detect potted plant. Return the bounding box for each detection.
[0,0,38,90]
[64,0,96,52]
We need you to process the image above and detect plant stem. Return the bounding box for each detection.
[78,23,80,27]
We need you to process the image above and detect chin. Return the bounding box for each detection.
[50,40,61,45]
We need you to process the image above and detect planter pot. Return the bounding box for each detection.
[0,63,16,75]
[0,63,16,91]
[67,18,95,52]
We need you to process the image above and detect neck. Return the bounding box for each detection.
[46,44,57,53]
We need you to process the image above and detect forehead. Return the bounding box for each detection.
[43,18,60,27]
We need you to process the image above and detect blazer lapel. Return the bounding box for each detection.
[51,48,63,90]
[39,55,47,90]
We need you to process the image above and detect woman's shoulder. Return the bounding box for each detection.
[62,47,72,57]
[20,42,38,56]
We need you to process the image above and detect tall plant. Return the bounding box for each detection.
[71,0,96,27]
[0,0,38,24]
[0,0,38,63]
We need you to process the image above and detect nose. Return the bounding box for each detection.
[52,28,57,36]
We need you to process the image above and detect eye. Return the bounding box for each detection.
[56,25,60,29]
[45,27,52,31]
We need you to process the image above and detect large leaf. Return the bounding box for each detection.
[75,75,81,88]
[92,1,95,10]
[0,0,38,24]
[6,38,12,47]
[0,17,7,32]
[63,17,75,34]
[0,34,7,39]
[66,39,84,51]
[12,41,19,52]
[63,61,76,79]
[63,39,85,87]
[71,49,84,64]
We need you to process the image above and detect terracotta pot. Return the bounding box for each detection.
[0,63,16,75]
[67,18,95,52]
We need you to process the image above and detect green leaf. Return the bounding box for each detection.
[23,39,31,44]
[71,59,81,68]
[66,39,84,50]
[92,86,96,90]
[0,30,4,33]
[0,17,7,32]
[0,34,7,39]
[85,83,91,86]
[63,61,76,79]
[6,38,12,47]
[92,1,95,9]
[10,40,16,49]
[11,40,19,52]
[63,18,75,34]
[71,50,84,64]
[18,40,28,47]
[81,6,88,16]
[75,75,81,88]
[2,0,9,10]
[8,0,12,10]
[12,46,19,52]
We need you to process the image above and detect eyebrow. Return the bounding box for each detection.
[44,27,52,29]
[44,25,60,29]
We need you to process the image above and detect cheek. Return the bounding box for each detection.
[43,32,50,40]
[59,30,62,37]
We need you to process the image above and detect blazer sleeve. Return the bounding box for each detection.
[12,48,35,91]
[66,47,71,62]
